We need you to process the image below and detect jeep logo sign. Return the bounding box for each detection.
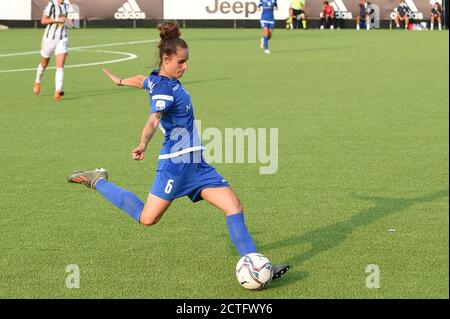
[205,0,258,18]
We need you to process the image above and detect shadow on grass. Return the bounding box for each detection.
[274,46,352,54]
[182,77,231,86]
[265,189,449,288]
[57,88,137,101]
[48,78,231,100]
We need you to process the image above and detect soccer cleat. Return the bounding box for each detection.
[264,49,271,54]
[54,90,64,100]
[33,82,41,95]
[67,168,108,189]
[272,264,289,280]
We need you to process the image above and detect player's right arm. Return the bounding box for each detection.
[133,81,174,161]
[132,112,162,161]
[41,15,66,25]
[102,68,146,89]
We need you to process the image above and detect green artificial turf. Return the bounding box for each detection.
[0,28,448,298]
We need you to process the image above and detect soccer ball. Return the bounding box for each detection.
[235,253,273,290]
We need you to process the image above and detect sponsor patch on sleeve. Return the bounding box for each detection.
[155,100,166,111]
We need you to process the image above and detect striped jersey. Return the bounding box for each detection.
[259,0,278,22]
[431,6,442,15]
[143,69,204,160]
[42,0,71,40]
[396,3,411,17]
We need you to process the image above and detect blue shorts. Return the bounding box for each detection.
[150,153,229,202]
[260,20,275,29]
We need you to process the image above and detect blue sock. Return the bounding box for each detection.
[263,36,269,50]
[95,179,144,223]
[226,212,257,256]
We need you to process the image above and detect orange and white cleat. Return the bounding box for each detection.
[54,90,64,100]
[33,82,41,95]
[67,168,109,189]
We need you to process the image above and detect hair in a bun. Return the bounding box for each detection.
[156,21,188,68]
[158,21,181,41]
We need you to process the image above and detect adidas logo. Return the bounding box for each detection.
[331,0,352,19]
[114,0,146,19]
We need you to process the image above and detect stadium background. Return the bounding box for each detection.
[1,0,449,29]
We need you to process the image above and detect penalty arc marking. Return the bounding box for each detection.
[0,39,158,74]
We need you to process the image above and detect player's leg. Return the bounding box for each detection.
[300,13,306,29]
[395,15,400,28]
[365,15,370,30]
[430,15,435,30]
[292,9,298,29]
[259,21,264,48]
[35,37,57,94]
[201,186,290,279]
[54,53,67,100]
[262,26,270,52]
[67,168,171,225]
[328,16,332,29]
[289,7,294,29]
[54,38,69,100]
[139,193,172,226]
[200,186,256,256]
[437,15,442,30]
[34,56,50,94]
[330,16,335,29]
[320,17,325,29]
[404,16,409,29]
[356,16,361,30]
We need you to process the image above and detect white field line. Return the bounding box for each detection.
[0,39,157,73]
[0,49,137,73]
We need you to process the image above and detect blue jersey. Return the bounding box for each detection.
[144,69,229,203]
[259,0,277,22]
[143,69,204,161]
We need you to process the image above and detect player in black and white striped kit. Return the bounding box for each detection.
[33,0,72,100]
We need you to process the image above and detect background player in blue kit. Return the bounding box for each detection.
[67,21,289,281]
[258,0,278,54]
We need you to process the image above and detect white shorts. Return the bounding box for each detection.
[40,37,69,58]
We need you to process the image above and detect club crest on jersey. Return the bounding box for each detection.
[147,80,155,93]
[156,100,166,111]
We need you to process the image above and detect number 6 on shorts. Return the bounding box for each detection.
[164,179,174,194]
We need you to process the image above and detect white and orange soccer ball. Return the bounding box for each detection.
[235,253,273,290]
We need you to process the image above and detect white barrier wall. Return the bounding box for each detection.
[0,0,31,20]
[164,0,291,20]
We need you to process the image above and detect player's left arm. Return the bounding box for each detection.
[102,68,146,89]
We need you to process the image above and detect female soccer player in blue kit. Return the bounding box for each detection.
[258,0,278,54]
[67,21,288,281]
